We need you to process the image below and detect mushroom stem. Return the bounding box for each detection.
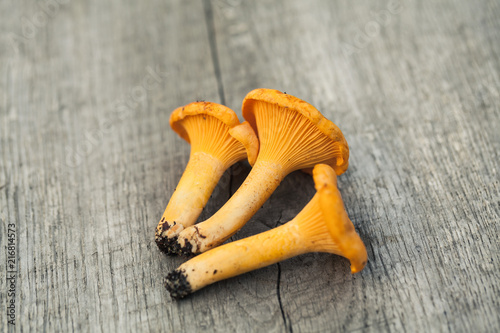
[166,222,304,299]
[165,193,346,299]
[156,151,226,242]
[177,160,285,254]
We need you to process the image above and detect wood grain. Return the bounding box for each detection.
[1,0,499,332]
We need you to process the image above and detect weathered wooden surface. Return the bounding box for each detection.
[1,0,499,332]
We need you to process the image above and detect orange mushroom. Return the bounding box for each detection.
[164,164,367,299]
[174,89,349,255]
[155,101,258,253]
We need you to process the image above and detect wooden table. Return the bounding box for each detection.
[1,0,499,332]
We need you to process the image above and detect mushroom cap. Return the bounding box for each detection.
[242,89,349,175]
[170,101,259,165]
[313,164,367,273]
[228,121,259,166]
[170,102,240,143]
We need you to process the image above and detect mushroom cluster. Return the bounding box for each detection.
[157,89,367,299]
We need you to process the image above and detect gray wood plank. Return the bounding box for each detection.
[1,0,499,332]
[0,0,282,332]
[212,0,500,332]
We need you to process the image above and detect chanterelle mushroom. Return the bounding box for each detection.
[174,89,349,255]
[155,101,258,253]
[164,164,367,299]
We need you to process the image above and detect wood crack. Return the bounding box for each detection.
[274,211,292,332]
[228,166,234,198]
[276,263,288,331]
[203,0,226,105]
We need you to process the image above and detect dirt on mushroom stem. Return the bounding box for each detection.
[164,269,192,299]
